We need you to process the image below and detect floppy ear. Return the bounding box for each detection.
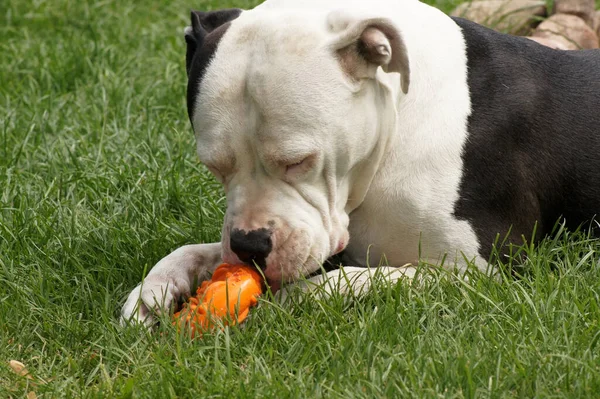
[184,9,242,76]
[327,11,410,94]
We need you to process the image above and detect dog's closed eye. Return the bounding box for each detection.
[284,154,317,180]
[286,159,306,173]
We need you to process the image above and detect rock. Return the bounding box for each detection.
[532,13,599,49]
[594,11,600,38]
[554,0,595,26]
[525,36,573,49]
[451,0,547,35]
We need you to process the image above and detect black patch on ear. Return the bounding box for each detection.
[185,8,242,121]
[185,29,199,76]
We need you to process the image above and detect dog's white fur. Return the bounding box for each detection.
[122,0,485,325]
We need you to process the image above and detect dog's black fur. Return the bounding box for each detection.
[452,18,600,260]
[185,9,241,122]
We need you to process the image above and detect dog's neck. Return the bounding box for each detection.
[342,77,397,215]
[344,1,473,263]
[345,2,470,207]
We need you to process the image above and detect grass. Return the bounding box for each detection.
[1,0,600,397]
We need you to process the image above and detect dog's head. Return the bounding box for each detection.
[184,7,410,284]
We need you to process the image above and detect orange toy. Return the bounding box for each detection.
[173,263,263,337]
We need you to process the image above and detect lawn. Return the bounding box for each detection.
[2,0,600,397]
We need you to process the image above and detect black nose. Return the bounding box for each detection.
[229,228,272,269]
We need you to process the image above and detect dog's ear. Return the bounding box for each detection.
[327,11,410,94]
[184,9,242,76]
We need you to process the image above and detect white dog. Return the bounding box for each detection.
[122,0,600,326]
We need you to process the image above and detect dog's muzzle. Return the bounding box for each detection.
[229,228,273,269]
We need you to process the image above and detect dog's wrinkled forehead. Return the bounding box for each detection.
[185,9,337,126]
[185,9,242,121]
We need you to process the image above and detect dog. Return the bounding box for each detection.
[121,0,600,326]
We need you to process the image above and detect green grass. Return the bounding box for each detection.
[2,0,600,397]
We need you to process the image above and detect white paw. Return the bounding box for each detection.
[276,266,417,303]
[120,275,190,328]
[276,267,367,303]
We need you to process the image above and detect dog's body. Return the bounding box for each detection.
[122,0,600,325]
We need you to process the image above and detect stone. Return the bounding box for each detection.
[593,11,600,38]
[554,0,595,26]
[525,36,574,49]
[532,13,599,49]
[451,0,547,35]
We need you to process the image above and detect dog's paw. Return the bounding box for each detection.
[275,268,366,304]
[120,275,189,328]
[276,266,418,304]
